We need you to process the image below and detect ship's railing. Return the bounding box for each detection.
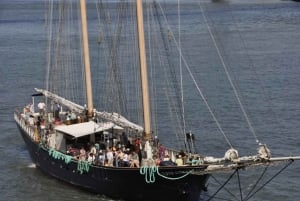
[14,110,37,141]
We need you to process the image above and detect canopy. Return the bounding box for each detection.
[55,121,123,138]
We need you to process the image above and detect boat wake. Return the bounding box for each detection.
[27,163,36,168]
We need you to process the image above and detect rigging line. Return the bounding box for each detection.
[95,0,103,108]
[152,2,185,146]
[237,170,243,201]
[244,160,294,201]
[114,1,128,115]
[152,2,184,143]
[132,3,143,126]
[67,3,75,101]
[153,1,185,125]
[46,0,54,94]
[198,1,260,144]
[156,1,233,148]
[146,3,158,135]
[177,0,188,150]
[207,170,239,201]
[77,1,86,105]
[210,175,239,200]
[227,4,286,140]
[164,87,185,145]
[244,166,269,200]
[98,0,113,111]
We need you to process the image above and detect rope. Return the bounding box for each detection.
[155,1,233,149]
[198,1,260,144]
[207,169,238,201]
[177,0,188,152]
[140,166,157,183]
[237,170,243,201]
[77,160,91,174]
[139,166,193,183]
[210,174,239,200]
[244,160,294,201]
[244,166,269,200]
[152,2,188,149]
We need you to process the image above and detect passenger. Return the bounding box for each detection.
[67,145,78,156]
[135,138,142,149]
[89,143,97,155]
[98,150,105,166]
[114,150,122,167]
[179,150,187,164]
[54,103,60,121]
[158,143,165,160]
[37,102,46,116]
[71,111,76,119]
[122,152,130,167]
[130,151,140,168]
[153,135,159,148]
[106,148,114,166]
[104,159,109,166]
[79,146,86,161]
[120,132,128,146]
[153,155,161,166]
[144,141,153,160]
[87,153,95,163]
[36,116,42,134]
[163,154,170,161]
[175,155,183,166]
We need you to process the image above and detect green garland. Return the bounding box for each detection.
[140,166,193,183]
[77,160,91,174]
[48,148,72,164]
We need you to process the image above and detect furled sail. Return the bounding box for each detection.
[34,88,143,132]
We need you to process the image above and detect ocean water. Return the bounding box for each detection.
[1,0,300,201]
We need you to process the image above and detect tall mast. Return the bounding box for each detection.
[136,0,151,140]
[80,0,93,117]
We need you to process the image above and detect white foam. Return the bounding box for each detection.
[27,163,36,168]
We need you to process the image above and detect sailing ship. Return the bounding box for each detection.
[14,1,299,201]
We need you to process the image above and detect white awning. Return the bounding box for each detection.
[55,121,123,138]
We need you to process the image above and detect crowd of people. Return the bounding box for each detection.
[66,139,203,168]
[67,140,145,168]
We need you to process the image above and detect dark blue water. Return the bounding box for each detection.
[1,0,300,200]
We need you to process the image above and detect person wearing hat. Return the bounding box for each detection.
[175,154,183,166]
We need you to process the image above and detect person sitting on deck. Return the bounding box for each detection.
[121,152,130,167]
[130,151,140,168]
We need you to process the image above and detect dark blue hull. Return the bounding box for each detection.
[16,120,209,201]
